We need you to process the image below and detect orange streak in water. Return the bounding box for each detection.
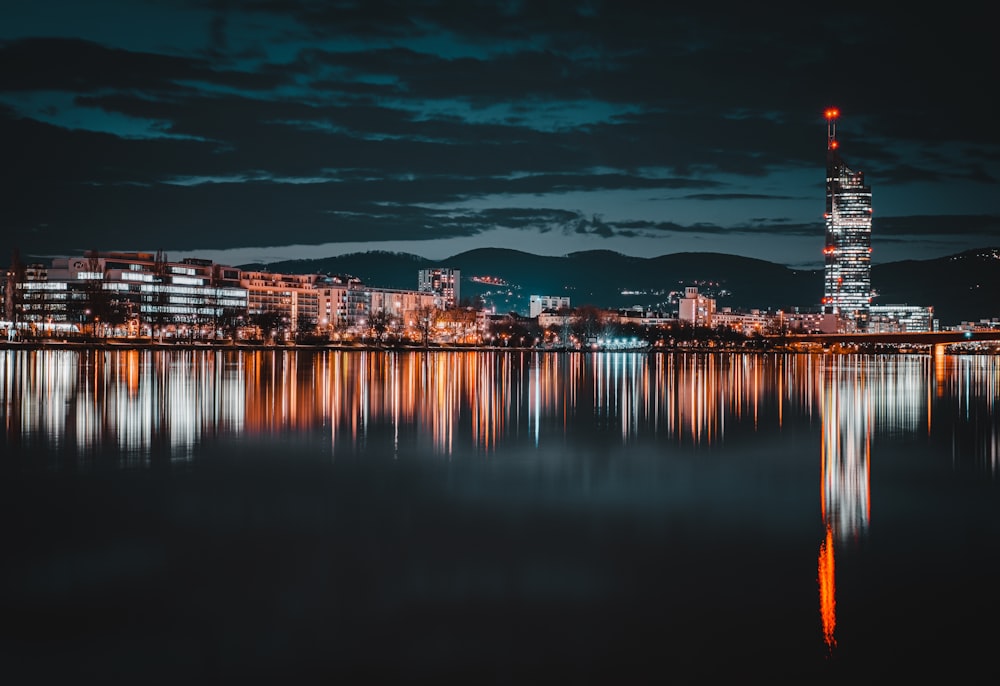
[818,525,837,651]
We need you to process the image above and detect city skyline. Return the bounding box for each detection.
[2,2,997,269]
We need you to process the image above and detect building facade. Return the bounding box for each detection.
[13,252,247,336]
[822,108,873,328]
[529,295,571,318]
[616,307,676,328]
[868,305,936,333]
[780,308,839,334]
[712,308,774,336]
[678,287,716,327]
[239,270,322,337]
[314,275,364,334]
[365,286,438,339]
[3,251,473,342]
[418,268,460,309]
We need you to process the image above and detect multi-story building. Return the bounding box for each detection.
[678,287,715,327]
[537,310,572,329]
[435,307,483,344]
[951,318,1000,332]
[4,251,471,342]
[712,308,775,336]
[418,268,460,309]
[239,270,322,336]
[10,262,56,324]
[780,308,839,334]
[616,307,676,328]
[14,251,247,336]
[529,295,570,318]
[822,108,873,328]
[365,286,438,338]
[868,305,936,333]
[314,275,364,334]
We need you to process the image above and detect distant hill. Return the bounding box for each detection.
[9,247,996,326]
[241,248,821,316]
[238,248,1000,324]
[871,248,1000,324]
[241,246,1000,325]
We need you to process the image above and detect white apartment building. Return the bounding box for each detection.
[529,295,571,318]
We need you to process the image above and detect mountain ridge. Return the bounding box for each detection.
[240,247,1000,326]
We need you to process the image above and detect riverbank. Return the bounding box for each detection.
[4,336,995,355]
[0,338,960,355]
[0,338,651,353]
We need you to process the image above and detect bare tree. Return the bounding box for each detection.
[413,305,438,348]
[368,309,394,346]
[572,305,608,346]
[559,316,574,349]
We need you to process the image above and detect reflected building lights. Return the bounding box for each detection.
[3,347,1000,665]
[1,349,247,464]
[820,358,871,545]
[946,356,1000,471]
[1,350,997,477]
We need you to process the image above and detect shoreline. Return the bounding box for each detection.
[0,338,655,353]
[0,338,963,355]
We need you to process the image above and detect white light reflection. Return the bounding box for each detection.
[820,357,872,545]
[1,349,246,465]
[2,350,997,475]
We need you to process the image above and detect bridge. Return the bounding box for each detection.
[764,329,1000,353]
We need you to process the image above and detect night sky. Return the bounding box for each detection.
[2,1,997,269]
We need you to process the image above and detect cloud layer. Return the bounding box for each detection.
[2,1,998,266]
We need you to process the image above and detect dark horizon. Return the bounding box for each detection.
[7,241,1000,271]
[5,244,999,326]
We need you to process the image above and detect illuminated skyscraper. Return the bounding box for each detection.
[822,108,872,328]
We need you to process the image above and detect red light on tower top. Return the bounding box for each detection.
[826,107,839,151]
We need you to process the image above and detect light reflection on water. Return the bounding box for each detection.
[2,348,999,679]
[3,350,998,465]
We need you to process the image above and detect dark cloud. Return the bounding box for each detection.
[0,37,202,92]
[470,208,581,229]
[682,194,799,202]
[873,214,1000,237]
[0,37,289,93]
[1,1,997,265]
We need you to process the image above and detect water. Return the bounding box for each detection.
[1,348,998,682]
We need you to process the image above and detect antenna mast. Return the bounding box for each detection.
[825,107,840,150]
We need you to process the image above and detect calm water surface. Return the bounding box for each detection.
[1,349,998,682]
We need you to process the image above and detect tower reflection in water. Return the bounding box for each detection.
[817,357,873,653]
[814,355,968,654]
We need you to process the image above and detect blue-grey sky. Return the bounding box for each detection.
[2,1,997,268]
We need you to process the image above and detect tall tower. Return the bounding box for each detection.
[822,108,872,329]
